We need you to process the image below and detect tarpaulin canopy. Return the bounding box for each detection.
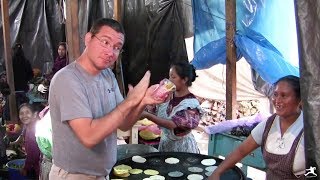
[191,0,299,84]
[121,0,189,86]
[0,0,319,175]
[0,0,65,70]
[296,0,320,176]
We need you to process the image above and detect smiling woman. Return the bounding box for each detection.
[209,75,305,180]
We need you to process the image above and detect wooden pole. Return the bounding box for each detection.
[65,0,80,62]
[114,0,121,21]
[113,0,126,97]
[1,0,18,122]
[225,0,237,120]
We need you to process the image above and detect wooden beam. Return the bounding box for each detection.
[113,0,126,97]
[65,0,80,62]
[114,0,121,21]
[225,0,237,120]
[1,0,18,122]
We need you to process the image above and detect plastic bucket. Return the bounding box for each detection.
[6,159,26,180]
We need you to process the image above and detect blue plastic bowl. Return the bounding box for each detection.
[6,159,26,180]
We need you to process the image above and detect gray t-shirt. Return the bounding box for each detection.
[49,61,124,176]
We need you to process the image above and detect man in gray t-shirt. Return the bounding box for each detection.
[49,18,164,179]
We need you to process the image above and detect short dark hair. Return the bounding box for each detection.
[274,75,300,99]
[89,18,125,37]
[171,61,198,86]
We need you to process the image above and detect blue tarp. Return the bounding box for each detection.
[191,0,299,84]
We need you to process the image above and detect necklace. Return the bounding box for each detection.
[276,136,285,149]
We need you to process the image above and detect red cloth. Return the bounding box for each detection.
[166,93,201,136]
[167,93,201,129]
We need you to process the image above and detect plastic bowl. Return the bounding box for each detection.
[6,159,26,180]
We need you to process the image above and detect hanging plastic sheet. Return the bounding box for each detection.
[296,0,320,177]
[235,29,299,84]
[122,0,188,86]
[0,0,114,71]
[77,0,114,52]
[0,0,65,70]
[191,28,299,84]
[191,0,299,84]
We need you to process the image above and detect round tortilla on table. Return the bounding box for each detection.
[188,166,204,173]
[144,169,160,175]
[132,155,147,163]
[113,164,132,177]
[205,171,214,176]
[187,174,204,180]
[129,168,143,174]
[168,171,184,178]
[205,165,218,172]
[165,157,180,164]
[201,158,216,166]
[149,175,165,180]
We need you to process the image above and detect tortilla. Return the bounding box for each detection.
[165,157,180,164]
[187,174,204,180]
[205,166,218,172]
[149,175,165,180]
[113,171,129,178]
[129,168,143,174]
[168,171,184,178]
[186,157,199,163]
[205,171,213,176]
[182,162,192,167]
[188,166,203,173]
[139,130,160,140]
[144,169,159,175]
[132,155,147,163]
[201,158,216,166]
[113,164,132,178]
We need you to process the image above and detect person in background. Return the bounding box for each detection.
[209,75,305,180]
[0,72,10,123]
[11,103,43,179]
[48,18,165,180]
[142,61,202,153]
[8,43,33,120]
[51,42,68,75]
[12,43,34,93]
[45,42,68,82]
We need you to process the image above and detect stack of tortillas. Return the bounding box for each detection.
[113,164,132,178]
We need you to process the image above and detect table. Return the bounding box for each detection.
[111,152,245,179]
[208,132,266,175]
[117,144,158,161]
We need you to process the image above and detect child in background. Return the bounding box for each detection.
[12,103,42,179]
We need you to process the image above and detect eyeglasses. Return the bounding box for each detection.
[93,35,123,54]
